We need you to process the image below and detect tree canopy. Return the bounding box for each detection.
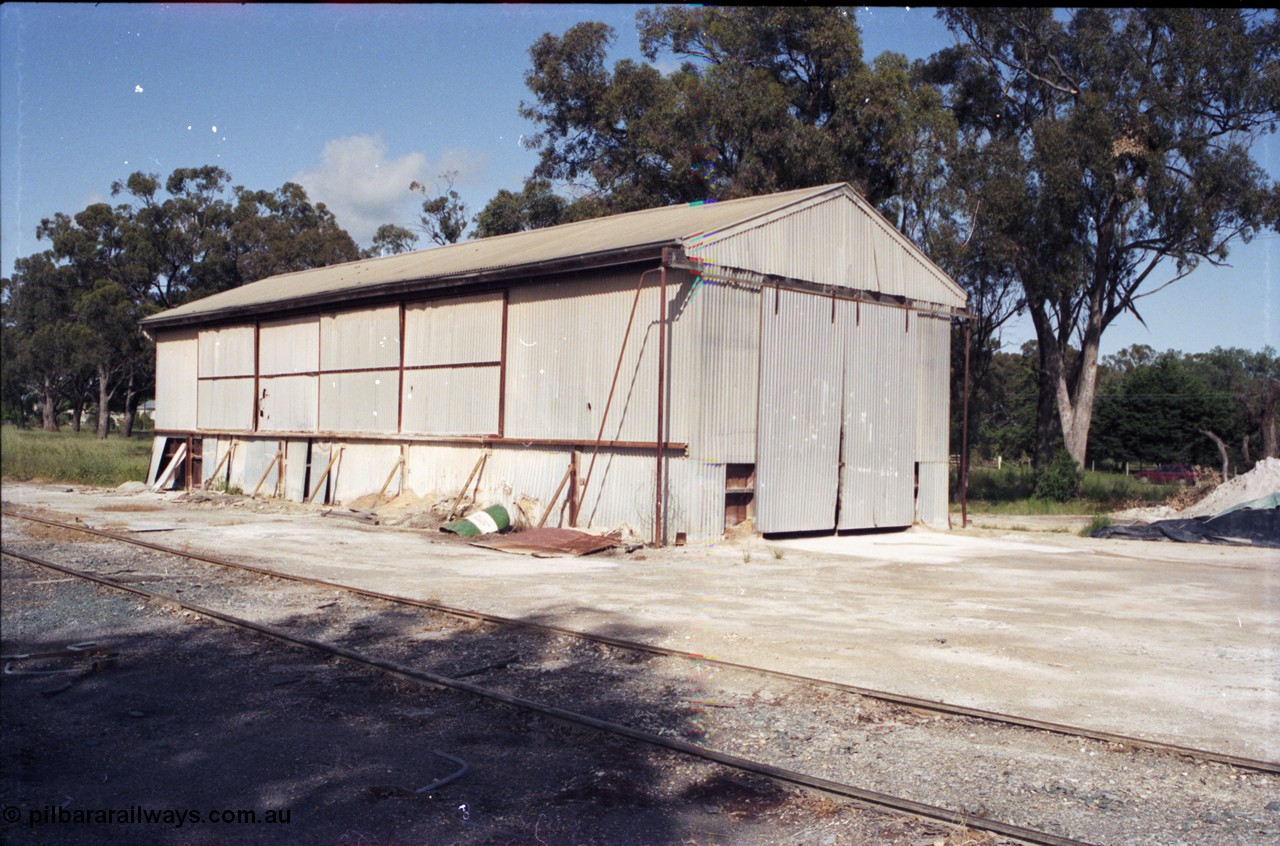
[2,167,360,435]
[931,8,1280,466]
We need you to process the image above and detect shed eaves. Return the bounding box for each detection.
[142,183,961,329]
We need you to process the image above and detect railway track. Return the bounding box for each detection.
[5,509,1275,775]
[3,508,1278,846]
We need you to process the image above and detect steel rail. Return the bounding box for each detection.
[5,508,1277,776]
[1,546,1099,846]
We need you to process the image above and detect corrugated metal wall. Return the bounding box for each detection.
[154,329,198,431]
[915,313,952,528]
[402,292,503,436]
[685,194,966,308]
[756,288,843,533]
[259,317,319,433]
[506,268,670,443]
[756,292,947,533]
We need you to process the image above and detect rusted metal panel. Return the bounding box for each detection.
[197,378,254,431]
[258,375,318,432]
[471,528,617,557]
[259,316,320,376]
[198,325,255,377]
[756,288,842,534]
[318,371,398,433]
[403,292,503,367]
[320,306,399,371]
[154,329,198,431]
[401,366,500,435]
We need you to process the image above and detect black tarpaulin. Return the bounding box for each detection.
[1093,506,1280,549]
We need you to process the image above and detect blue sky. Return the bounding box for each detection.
[2,4,1275,357]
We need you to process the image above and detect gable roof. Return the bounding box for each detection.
[142,183,964,329]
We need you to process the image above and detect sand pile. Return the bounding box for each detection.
[1179,457,1280,518]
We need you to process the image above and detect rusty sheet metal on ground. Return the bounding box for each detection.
[471,527,617,557]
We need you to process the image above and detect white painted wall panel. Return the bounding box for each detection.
[197,378,254,431]
[404,293,503,367]
[320,306,399,371]
[198,325,255,377]
[259,316,319,376]
[401,366,500,435]
[756,289,842,533]
[154,329,198,431]
[258,375,318,432]
[506,270,667,443]
[318,371,398,433]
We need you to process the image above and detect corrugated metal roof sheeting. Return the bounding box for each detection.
[155,330,197,430]
[145,185,847,325]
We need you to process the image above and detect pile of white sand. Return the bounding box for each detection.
[1179,457,1280,518]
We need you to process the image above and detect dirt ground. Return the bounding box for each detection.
[2,481,1275,764]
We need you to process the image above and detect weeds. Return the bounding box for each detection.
[1,425,151,487]
[956,465,1182,514]
[1081,514,1114,536]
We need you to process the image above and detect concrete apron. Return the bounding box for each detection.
[3,482,1276,763]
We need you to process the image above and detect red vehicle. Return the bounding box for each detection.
[1133,464,1196,485]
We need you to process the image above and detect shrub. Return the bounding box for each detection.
[1034,450,1083,502]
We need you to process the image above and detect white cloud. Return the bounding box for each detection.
[293,135,483,246]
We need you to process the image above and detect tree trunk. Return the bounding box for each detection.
[1262,378,1280,459]
[1030,310,1058,468]
[1055,336,1100,468]
[70,393,84,433]
[41,376,59,432]
[1201,430,1230,480]
[96,364,115,439]
[1242,434,1251,465]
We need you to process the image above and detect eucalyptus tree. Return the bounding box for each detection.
[934,8,1280,466]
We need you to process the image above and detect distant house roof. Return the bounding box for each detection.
[142,183,964,330]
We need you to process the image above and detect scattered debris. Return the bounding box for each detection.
[471,527,618,557]
[443,505,511,537]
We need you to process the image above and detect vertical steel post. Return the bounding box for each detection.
[655,259,668,547]
[961,320,972,529]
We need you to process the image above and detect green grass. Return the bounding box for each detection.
[0,425,153,487]
[954,465,1182,515]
